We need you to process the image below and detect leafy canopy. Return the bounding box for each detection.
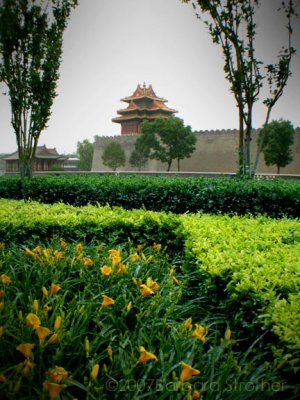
[135,117,196,171]
[102,141,126,171]
[258,119,295,174]
[0,0,77,180]
[181,0,296,177]
[77,139,94,171]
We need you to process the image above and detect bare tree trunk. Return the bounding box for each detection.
[252,106,272,176]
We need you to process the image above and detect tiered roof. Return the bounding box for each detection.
[112,83,177,124]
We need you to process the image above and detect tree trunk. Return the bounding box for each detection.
[277,165,280,174]
[237,109,245,177]
[177,158,180,172]
[253,106,272,176]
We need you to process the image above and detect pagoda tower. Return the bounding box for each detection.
[112,83,177,135]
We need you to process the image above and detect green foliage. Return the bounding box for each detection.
[0,0,77,180]
[0,200,299,398]
[129,145,148,171]
[0,238,285,400]
[182,0,296,177]
[77,139,94,171]
[102,142,126,171]
[258,119,295,174]
[0,175,299,218]
[135,117,197,171]
[48,164,64,172]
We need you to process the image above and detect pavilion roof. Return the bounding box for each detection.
[121,83,168,103]
[4,145,67,161]
[112,113,172,123]
[116,99,177,115]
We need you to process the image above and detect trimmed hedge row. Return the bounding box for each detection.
[1,198,299,374]
[0,175,299,217]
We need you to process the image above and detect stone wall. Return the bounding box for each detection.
[92,128,300,174]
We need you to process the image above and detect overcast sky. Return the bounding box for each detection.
[1,0,299,154]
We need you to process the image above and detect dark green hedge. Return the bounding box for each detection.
[0,174,299,217]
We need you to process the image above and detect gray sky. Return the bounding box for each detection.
[1,0,299,154]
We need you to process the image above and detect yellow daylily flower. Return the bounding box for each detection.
[32,299,39,312]
[153,242,162,251]
[54,316,62,331]
[43,304,52,313]
[107,345,113,361]
[42,249,52,259]
[22,359,35,375]
[224,328,232,341]
[1,274,11,285]
[48,366,69,383]
[91,363,99,380]
[100,265,112,276]
[191,324,207,343]
[50,283,61,295]
[117,263,127,274]
[47,333,59,345]
[136,244,143,251]
[146,277,160,290]
[43,381,66,400]
[16,343,35,359]
[83,257,93,267]
[60,240,67,249]
[192,389,201,399]
[76,243,83,253]
[54,250,64,259]
[26,313,41,328]
[42,286,49,297]
[180,362,200,382]
[111,255,121,265]
[130,253,139,262]
[108,249,121,257]
[35,326,52,342]
[132,277,143,286]
[85,337,90,354]
[101,295,115,307]
[25,248,35,257]
[172,276,180,285]
[126,301,133,312]
[137,346,158,364]
[183,317,193,329]
[140,284,154,297]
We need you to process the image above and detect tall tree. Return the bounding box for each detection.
[129,145,148,171]
[102,141,126,172]
[77,139,94,171]
[135,117,196,171]
[181,0,296,177]
[257,119,295,174]
[0,0,77,181]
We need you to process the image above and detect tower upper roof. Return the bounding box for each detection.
[121,83,167,103]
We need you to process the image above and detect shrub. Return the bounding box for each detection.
[0,175,299,217]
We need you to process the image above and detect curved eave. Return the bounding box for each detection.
[112,114,175,123]
[116,107,178,115]
[121,95,167,103]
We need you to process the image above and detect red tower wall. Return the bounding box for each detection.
[121,121,140,135]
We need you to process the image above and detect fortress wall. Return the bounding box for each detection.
[92,128,300,174]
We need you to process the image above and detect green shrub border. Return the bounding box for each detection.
[0,175,299,217]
